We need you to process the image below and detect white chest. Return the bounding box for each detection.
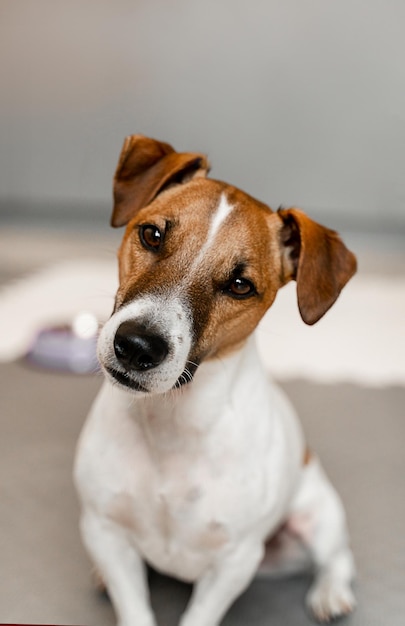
[75,345,304,581]
[99,417,277,579]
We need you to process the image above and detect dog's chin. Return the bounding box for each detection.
[103,362,199,395]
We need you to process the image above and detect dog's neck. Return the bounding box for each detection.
[108,336,266,448]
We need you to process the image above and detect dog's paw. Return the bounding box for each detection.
[306,577,356,623]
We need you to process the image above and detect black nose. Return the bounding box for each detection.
[113,321,169,371]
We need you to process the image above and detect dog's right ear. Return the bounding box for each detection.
[111,135,210,227]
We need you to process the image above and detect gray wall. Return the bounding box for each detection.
[1,0,405,230]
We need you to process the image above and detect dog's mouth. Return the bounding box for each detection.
[105,367,150,393]
[105,360,200,394]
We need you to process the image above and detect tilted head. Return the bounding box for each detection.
[98,135,357,394]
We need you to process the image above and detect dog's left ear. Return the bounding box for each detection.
[112,135,210,227]
[277,208,357,325]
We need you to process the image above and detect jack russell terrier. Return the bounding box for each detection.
[74,135,357,626]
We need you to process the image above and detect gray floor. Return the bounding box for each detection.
[1,360,404,625]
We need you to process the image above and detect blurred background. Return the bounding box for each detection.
[0,1,404,625]
[1,0,405,234]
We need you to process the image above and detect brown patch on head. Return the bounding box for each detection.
[113,168,356,378]
[115,178,286,364]
[182,185,285,362]
[110,134,356,335]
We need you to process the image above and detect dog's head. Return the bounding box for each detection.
[98,135,357,394]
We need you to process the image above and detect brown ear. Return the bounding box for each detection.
[278,208,357,325]
[111,135,210,227]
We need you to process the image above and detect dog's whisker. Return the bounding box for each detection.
[183,369,192,382]
[182,371,191,384]
[186,360,199,369]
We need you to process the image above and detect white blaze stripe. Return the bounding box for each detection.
[206,193,234,247]
[191,193,234,271]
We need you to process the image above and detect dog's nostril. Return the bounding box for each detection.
[114,321,169,371]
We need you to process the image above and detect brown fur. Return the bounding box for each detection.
[112,135,209,228]
[115,178,285,363]
[112,135,356,362]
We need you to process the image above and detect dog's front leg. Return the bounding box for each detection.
[80,511,156,626]
[179,541,264,626]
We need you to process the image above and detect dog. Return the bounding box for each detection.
[74,135,357,626]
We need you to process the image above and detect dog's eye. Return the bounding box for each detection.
[224,277,256,299]
[139,225,162,252]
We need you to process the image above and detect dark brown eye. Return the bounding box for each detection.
[225,277,256,299]
[139,224,162,252]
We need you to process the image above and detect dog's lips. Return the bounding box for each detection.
[105,366,149,393]
[104,360,200,394]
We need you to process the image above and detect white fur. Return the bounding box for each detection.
[189,193,234,273]
[98,294,192,394]
[204,193,234,249]
[75,335,355,626]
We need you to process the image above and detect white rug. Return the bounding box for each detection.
[0,260,404,387]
